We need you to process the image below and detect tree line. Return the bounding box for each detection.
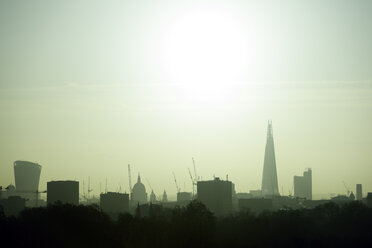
[1,200,372,247]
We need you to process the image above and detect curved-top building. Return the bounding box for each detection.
[14,160,42,192]
[131,174,147,205]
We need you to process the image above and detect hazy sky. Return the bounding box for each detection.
[1,0,372,199]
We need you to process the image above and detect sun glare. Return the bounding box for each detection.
[163,10,248,83]
[160,8,255,107]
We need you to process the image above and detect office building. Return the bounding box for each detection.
[177,192,192,203]
[238,198,273,213]
[100,192,129,213]
[367,193,372,208]
[294,168,312,200]
[356,184,362,201]
[14,161,41,200]
[197,177,232,216]
[0,196,26,216]
[47,180,79,205]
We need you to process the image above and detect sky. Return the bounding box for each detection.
[0,0,372,200]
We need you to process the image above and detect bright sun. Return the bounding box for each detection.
[160,8,256,107]
[163,9,250,82]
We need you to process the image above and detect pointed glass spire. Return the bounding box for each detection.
[261,120,280,197]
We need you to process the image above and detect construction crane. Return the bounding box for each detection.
[192,157,198,181]
[188,167,196,197]
[342,181,351,196]
[173,172,180,193]
[145,177,158,199]
[128,164,133,194]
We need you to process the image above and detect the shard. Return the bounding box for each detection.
[261,121,280,197]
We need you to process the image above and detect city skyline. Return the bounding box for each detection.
[0,119,369,200]
[1,0,372,199]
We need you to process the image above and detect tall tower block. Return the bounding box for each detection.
[261,121,280,197]
[14,161,41,192]
[356,184,362,201]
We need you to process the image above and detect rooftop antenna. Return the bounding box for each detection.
[128,164,133,194]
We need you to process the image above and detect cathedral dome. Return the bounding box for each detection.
[132,179,146,193]
[131,174,147,205]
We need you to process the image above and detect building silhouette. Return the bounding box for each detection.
[47,180,79,205]
[131,174,147,205]
[1,185,16,199]
[149,190,156,203]
[162,190,168,202]
[356,184,362,201]
[367,193,372,208]
[294,168,312,200]
[239,198,273,213]
[177,192,192,203]
[13,161,41,200]
[0,196,25,216]
[197,177,232,216]
[100,192,129,214]
[261,121,280,197]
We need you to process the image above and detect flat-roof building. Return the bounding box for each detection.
[356,184,362,201]
[197,177,232,216]
[47,180,79,205]
[0,196,26,216]
[367,193,372,208]
[100,192,129,214]
[294,168,312,200]
[177,192,192,203]
[239,198,273,213]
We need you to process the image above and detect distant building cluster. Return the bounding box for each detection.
[1,121,371,217]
